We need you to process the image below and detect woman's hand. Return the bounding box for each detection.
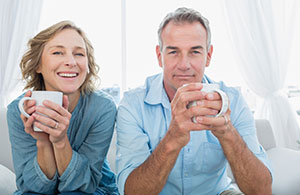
[32,95,71,145]
[20,91,50,143]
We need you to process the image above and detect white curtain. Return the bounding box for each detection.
[0,0,43,108]
[222,0,300,150]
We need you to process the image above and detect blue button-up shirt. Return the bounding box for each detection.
[7,91,119,195]
[116,73,272,195]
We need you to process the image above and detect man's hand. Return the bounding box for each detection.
[167,83,220,149]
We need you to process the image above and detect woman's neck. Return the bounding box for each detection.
[66,91,81,113]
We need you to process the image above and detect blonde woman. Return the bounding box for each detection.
[7,21,118,195]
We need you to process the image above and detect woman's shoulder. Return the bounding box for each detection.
[83,90,117,111]
[7,93,26,113]
[88,90,116,104]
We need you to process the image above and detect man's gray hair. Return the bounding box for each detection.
[157,7,211,50]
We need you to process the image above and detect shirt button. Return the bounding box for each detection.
[184,173,188,177]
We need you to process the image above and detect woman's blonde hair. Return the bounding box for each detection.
[20,20,100,95]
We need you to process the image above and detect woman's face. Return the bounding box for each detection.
[37,29,88,95]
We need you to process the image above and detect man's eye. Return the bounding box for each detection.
[168,51,177,55]
[52,51,62,55]
[192,50,201,54]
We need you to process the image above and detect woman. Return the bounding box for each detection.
[7,21,119,195]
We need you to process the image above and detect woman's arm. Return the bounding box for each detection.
[59,96,117,193]
[7,93,58,194]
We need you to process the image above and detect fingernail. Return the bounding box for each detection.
[195,83,202,88]
[207,93,214,99]
[201,91,207,96]
[196,116,203,122]
[197,101,204,106]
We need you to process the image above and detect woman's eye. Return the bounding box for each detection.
[75,53,84,56]
[52,51,62,55]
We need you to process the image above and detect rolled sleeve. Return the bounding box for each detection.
[115,96,151,195]
[242,134,273,178]
[58,151,78,182]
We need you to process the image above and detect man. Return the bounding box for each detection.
[116,7,272,195]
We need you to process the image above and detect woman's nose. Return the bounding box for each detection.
[64,54,76,67]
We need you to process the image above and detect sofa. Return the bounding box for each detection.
[1,105,300,194]
[227,119,300,194]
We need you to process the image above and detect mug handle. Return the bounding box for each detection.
[214,89,229,117]
[18,97,33,118]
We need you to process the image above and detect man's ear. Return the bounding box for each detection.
[205,45,213,67]
[156,45,163,68]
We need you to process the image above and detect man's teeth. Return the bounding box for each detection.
[59,73,77,77]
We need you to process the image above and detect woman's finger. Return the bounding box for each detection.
[24,115,35,134]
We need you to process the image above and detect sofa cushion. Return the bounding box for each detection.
[0,164,16,194]
[267,147,300,195]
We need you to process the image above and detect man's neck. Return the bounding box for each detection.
[163,81,176,102]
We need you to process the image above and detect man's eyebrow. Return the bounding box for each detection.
[191,46,204,50]
[166,46,178,50]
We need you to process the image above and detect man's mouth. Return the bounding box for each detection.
[174,75,194,78]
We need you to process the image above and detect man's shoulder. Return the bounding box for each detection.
[122,73,162,102]
[122,85,147,104]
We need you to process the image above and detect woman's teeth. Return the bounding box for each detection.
[59,73,77,77]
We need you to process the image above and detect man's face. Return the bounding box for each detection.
[156,21,213,99]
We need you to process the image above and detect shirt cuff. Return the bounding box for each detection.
[33,156,58,184]
[58,150,78,181]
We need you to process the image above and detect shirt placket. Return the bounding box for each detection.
[182,134,194,195]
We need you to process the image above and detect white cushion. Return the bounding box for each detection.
[0,164,16,194]
[267,147,300,195]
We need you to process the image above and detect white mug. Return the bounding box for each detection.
[187,83,229,123]
[18,91,63,131]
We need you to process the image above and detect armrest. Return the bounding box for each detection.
[0,164,16,194]
[267,147,300,194]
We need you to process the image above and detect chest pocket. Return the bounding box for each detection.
[200,142,227,173]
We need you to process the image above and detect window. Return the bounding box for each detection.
[37,0,300,111]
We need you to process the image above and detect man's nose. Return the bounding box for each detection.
[177,55,191,70]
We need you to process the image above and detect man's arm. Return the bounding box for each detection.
[197,91,272,195]
[124,130,181,195]
[219,125,272,195]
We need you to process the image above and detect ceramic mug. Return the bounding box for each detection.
[18,91,63,131]
[187,84,229,123]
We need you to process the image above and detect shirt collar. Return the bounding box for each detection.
[144,73,170,109]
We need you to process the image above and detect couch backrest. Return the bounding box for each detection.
[0,107,14,172]
[255,119,276,150]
